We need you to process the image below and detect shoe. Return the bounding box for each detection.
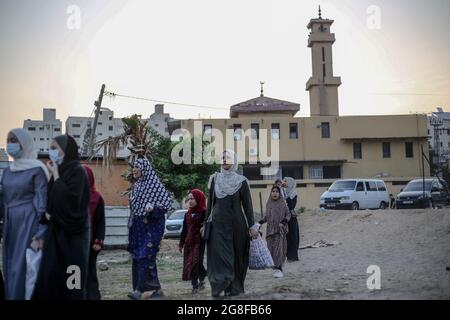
[273,270,284,278]
[149,289,164,299]
[192,288,199,294]
[127,291,142,300]
[198,280,206,291]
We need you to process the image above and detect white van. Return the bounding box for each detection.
[320,179,390,210]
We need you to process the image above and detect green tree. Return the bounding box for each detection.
[95,115,219,202]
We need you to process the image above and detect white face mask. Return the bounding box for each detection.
[49,149,64,165]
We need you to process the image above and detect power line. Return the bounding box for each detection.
[104,91,229,111]
[370,93,450,97]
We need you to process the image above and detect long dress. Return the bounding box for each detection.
[127,206,166,292]
[180,209,206,282]
[261,199,291,269]
[32,160,90,300]
[206,178,254,297]
[1,167,47,300]
[86,196,105,300]
[286,196,300,261]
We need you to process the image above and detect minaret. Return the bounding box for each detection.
[306,6,341,116]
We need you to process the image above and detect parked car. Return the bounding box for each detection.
[164,209,187,239]
[396,178,450,209]
[320,179,390,210]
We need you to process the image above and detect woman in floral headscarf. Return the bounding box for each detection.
[127,157,172,300]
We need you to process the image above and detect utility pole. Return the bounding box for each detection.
[88,84,106,158]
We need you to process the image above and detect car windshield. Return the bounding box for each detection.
[329,181,356,192]
[168,211,186,220]
[403,181,432,192]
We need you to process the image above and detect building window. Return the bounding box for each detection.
[109,116,113,121]
[98,122,102,126]
[39,127,44,131]
[73,135,80,138]
[323,165,341,179]
[405,142,414,158]
[309,165,323,179]
[233,124,242,141]
[271,123,280,140]
[109,126,113,131]
[72,124,81,128]
[54,128,60,132]
[353,143,362,159]
[322,64,326,78]
[289,123,298,139]
[321,122,330,138]
[322,47,325,62]
[382,142,391,158]
[28,127,36,131]
[155,124,159,127]
[282,165,304,180]
[203,124,212,137]
[242,165,263,181]
[40,138,44,141]
[251,123,259,140]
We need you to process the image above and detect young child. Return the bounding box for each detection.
[258,186,291,278]
[179,189,207,293]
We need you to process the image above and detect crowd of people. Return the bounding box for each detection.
[0,130,301,300]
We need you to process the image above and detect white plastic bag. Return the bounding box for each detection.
[249,234,274,270]
[25,248,42,300]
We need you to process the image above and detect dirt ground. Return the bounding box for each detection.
[97,208,450,300]
[1,208,447,300]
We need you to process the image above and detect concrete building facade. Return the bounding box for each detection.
[428,107,450,168]
[168,10,430,210]
[23,108,62,155]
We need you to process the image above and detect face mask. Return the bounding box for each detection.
[7,143,22,158]
[49,149,64,165]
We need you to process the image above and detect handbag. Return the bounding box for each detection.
[249,233,274,270]
[25,248,42,300]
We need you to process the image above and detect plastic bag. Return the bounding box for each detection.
[25,248,42,300]
[249,234,274,270]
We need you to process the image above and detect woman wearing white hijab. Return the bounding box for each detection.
[205,149,259,299]
[1,128,49,299]
[283,177,300,262]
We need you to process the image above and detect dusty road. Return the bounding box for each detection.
[78,208,450,299]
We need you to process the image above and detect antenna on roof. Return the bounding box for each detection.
[260,81,265,97]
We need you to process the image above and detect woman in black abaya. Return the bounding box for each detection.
[33,134,90,300]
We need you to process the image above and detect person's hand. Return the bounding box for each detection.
[249,228,259,239]
[178,245,183,253]
[46,161,59,180]
[30,238,44,251]
[92,244,102,251]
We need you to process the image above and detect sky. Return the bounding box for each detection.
[0,0,449,147]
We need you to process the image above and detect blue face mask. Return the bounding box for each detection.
[6,143,22,158]
[49,149,64,165]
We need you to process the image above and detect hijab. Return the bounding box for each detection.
[266,186,289,234]
[187,189,206,215]
[8,128,50,181]
[284,177,298,200]
[131,157,172,215]
[54,134,79,173]
[208,149,247,199]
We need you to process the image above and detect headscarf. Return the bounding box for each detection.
[130,157,172,215]
[83,165,101,227]
[266,186,289,235]
[284,177,298,200]
[208,149,247,199]
[54,134,79,172]
[8,128,50,181]
[187,189,206,214]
